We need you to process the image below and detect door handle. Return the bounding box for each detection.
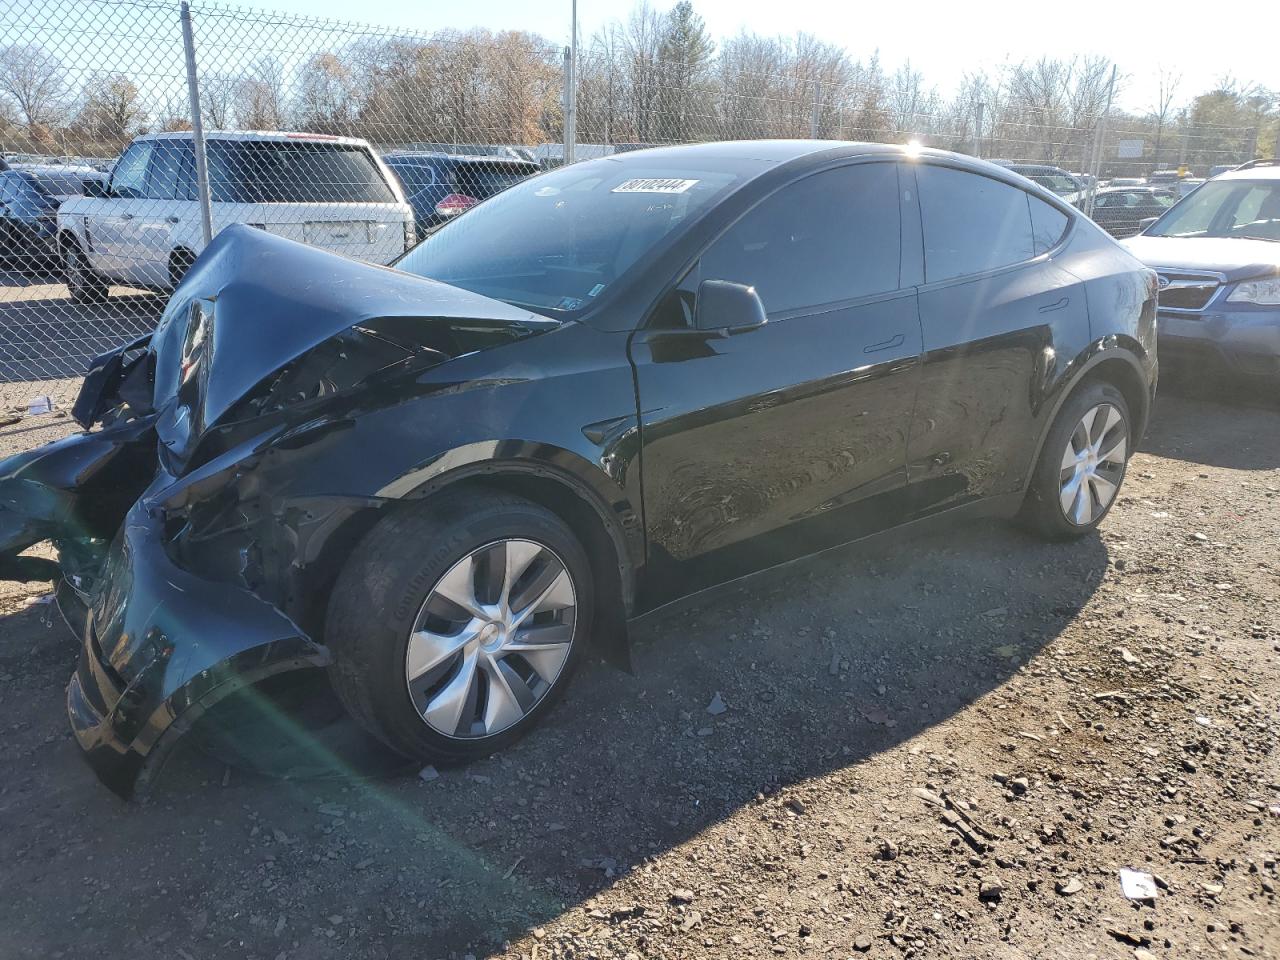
[119,213,134,221]
[165,216,179,224]
[1038,296,1070,314]
[863,333,905,354]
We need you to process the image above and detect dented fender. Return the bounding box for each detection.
[67,494,328,798]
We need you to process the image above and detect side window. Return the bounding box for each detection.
[699,163,902,315]
[175,142,196,200]
[145,139,192,200]
[0,173,17,205]
[1029,195,1069,255]
[109,141,154,199]
[917,165,1034,282]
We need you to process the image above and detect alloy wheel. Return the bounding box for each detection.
[404,538,577,739]
[1059,402,1127,526]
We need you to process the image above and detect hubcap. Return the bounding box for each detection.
[1059,402,1127,526]
[405,538,577,739]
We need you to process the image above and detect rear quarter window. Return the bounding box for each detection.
[1029,196,1069,254]
[917,165,1035,282]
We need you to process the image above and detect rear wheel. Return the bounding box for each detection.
[63,238,109,304]
[326,490,594,765]
[169,247,196,288]
[1020,381,1131,540]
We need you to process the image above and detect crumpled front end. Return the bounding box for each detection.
[67,490,328,798]
[0,224,561,797]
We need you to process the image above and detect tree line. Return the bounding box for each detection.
[0,0,1275,173]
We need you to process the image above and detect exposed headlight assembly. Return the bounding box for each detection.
[1226,278,1280,305]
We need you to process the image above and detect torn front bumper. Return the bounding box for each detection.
[66,496,329,798]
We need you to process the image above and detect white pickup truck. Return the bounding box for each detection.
[57,130,415,303]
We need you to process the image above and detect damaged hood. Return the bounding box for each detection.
[150,225,559,462]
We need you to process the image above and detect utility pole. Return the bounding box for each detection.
[973,101,985,158]
[1177,109,1189,171]
[563,0,578,166]
[1084,65,1116,219]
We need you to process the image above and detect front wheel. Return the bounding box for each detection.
[63,239,109,304]
[326,490,594,766]
[1020,382,1131,540]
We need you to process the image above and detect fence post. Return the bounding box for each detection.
[973,101,985,158]
[1083,65,1117,219]
[562,46,577,165]
[180,1,213,247]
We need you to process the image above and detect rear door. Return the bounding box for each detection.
[632,162,924,603]
[906,163,1087,513]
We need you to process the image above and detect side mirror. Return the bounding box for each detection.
[695,279,768,334]
[1137,216,1159,232]
[82,178,109,198]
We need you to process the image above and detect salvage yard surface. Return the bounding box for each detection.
[0,385,1277,960]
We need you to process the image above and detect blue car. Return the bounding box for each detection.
[1123,159,1280,381]
[382,152,541,234]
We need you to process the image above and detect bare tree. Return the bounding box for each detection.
[887,61,940,139]
[0,43,66,137]
[293,52,360,133]
[1148,67,1181,169]
[237,56,285,130]
[200,74,237,130]
[75,73,146,147]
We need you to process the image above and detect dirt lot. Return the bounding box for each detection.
[0,379,1277,960]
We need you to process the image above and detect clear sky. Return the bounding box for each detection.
[238,0,1274,114]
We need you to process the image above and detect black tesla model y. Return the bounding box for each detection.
[0,141,1157,796]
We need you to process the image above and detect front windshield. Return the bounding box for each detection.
[1148,179,1280,240]
[397,159,744,317]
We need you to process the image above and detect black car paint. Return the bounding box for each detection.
[0,142,1157,797]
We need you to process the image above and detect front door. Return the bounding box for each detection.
[90,139,154,279]
[632,162,924,606]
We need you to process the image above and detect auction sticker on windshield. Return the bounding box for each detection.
[612,178,700,194]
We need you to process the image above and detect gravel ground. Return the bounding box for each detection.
[0,378,1276,960]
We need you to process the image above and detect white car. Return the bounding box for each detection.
[57,131,415,303]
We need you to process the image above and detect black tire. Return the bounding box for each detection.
[63,238,109,304]
[169,247,196,288]
[326,489,594,766]
[1020,381,1132,541]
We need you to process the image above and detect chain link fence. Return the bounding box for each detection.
[0,0,1270,424]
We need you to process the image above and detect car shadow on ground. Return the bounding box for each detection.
[1142,375,1280,471]
[44,511,1104,956]
[0,275,163,382]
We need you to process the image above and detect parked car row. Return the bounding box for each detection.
[0,131,547,300]
[5,134,1274,391]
